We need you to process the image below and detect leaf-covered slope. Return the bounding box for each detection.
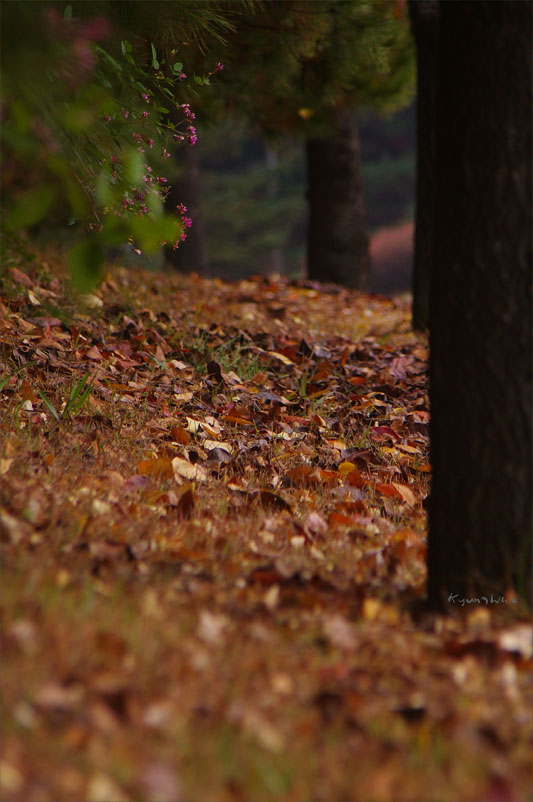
[1,258,530,802]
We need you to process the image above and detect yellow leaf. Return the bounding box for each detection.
[338,461,356,475]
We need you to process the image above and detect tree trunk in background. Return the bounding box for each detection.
[409,0,439,332]
[165,142,208,274]
[306,108,368,288]
[427,1,532,607]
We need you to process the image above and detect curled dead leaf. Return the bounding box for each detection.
[172,457,207,482]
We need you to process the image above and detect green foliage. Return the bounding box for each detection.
[193,0,415,138]
[0,1,230,291]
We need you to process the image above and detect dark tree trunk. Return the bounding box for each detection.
[306,108,369,288]
[409,0,439,332]
[427,1,532,607]
[165,142,208,274]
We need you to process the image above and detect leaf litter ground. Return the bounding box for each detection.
[1,256,531,802]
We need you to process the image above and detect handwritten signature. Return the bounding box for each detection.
[448,593,517,606]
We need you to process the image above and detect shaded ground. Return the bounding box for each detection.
[1,252,531,802]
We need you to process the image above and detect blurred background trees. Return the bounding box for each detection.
[165,0,415,290]
[1,0,415,294]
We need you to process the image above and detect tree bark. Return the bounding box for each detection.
[306,108,369,288]
[427,1,532,607]
[409,0,439,332]
[165,142,208,274]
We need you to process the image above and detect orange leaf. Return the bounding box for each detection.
[171,426,190,445]
[286,466,337,486]
[319,469,339,486]
[329,512,355,527]
[375,483,403,499]
[137,457,174,480]
[286,466,315,484]
[222,415,252,426]
[345,468,365,488]
[391,483,417,506]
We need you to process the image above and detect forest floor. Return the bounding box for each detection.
[1,249,531,802]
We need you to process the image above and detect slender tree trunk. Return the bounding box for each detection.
[306,108,369,288]
[427,1,532,607]
[409,0,439,332]
[165,142,208,274]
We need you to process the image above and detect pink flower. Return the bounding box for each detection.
[141,93,151,103]
[176,203,188,214]
[79,18,110,42]
[122,109,130,120]
[180,104,195,120]
[187,135,197,146]
[213,62,224,73]
[161,148,170,159]
[182,216,192,228]
[179,72,187,80]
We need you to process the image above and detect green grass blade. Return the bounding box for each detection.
[37,389,61,422]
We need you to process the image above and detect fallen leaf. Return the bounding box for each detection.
[203,440,232,453]
[170,426,190,445]
[172,457,207,482]
[197,610,228,644]
[176,482,195,518]
[376,483,403,500]
[391,483,417,506]
[345,467,366,488]
[137,457,174,480]
[338,461,356,475]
